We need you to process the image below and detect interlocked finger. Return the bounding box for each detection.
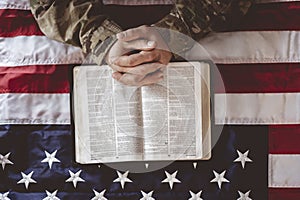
[114,50,160,67]
[113,70,164,86]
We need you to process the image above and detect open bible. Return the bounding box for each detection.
[73,62,211,164]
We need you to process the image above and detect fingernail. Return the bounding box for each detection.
[147,40,155,47]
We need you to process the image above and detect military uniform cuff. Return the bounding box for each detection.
[91,35,118,65]
[90,19,122,65]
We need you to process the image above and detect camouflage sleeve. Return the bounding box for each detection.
[30,0,122,64]
[155,0,253,55]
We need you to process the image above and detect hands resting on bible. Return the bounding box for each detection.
[106,25,172,86]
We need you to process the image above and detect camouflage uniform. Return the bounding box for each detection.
[30,0,253,64]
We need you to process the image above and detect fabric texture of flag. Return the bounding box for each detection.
[0,0,299,199]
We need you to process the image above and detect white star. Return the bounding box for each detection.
[210,170,229,189]
[0,153,13,170]
[0,192,10,200]
[145,163,149,169]
[41,150,60,169]
[91,189,107,200]
[113,171,132,189]
[140,191,155,200]
[234,150,253,169]
[17,171,37,189]
[189,190,203,200]
[193,162,198,169]
[161,171,181,190]
[43,190,60,200]
[237,190,252,200]
[65,170,85,188]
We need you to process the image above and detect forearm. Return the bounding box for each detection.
[155,0,253,54]
[30,0,122,63]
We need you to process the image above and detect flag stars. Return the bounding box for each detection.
[43,190,60,200]
[65,170,85,188]
[0,153,13,170]
[140,191,155,200]
[113,171,133,189]
[17,171,37,189]
[193,162,198,169]
[91,189,107,200]
[237,190,252,200]
[0,192,10,200]
[41,150,60,169]
[234,150,252,169]
[210,170,229,189]
[161,171,181,189]
[189,190,203,200]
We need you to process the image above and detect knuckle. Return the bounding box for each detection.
[140,25,148,30]
[129,28,137,34]
[146,53,155,61]
[140,25,149,34]
[127,59,135,66]
[110,64,118,71]
[133,75,143,83]
[124,30,131,36]
[114,65,126,73]
[120,67,129,73]
[138,67,147,75]
[114,65,121,71]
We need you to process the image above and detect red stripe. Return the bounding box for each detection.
[227,2,300,31]
[269,125,300,154]
[269,188,300,200]
[0,65,58,74]
[0,65,70,93]
[0,9,43,37]
[214,63,300,93]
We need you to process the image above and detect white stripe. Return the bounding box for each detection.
[1,31,300,66]
[2,92,298,125]
[0,0,30,10]
[0,93,70,125]
[269,154,300,188]
[215,93,300,124]
[0,36,85,66]
[187,31,300,64]
[1,0,298,10]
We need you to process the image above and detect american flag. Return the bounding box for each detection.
[0,0,299,199]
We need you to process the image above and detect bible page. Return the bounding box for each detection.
[142,62,203,161]
[74,66,143,164]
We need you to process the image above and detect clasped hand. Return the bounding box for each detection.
[106,25,172,86]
